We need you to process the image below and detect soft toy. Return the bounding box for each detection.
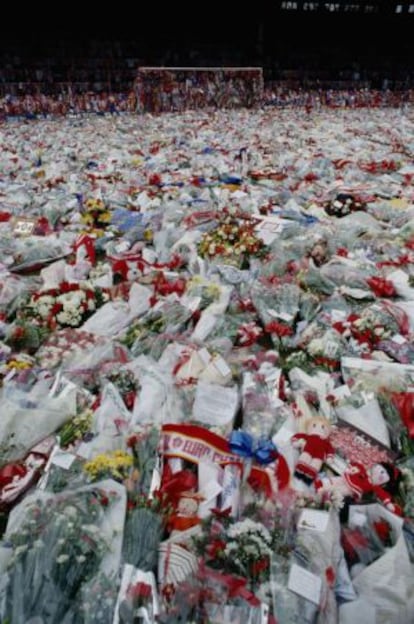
[315,461,403,516]
[291,416,334,485]
[168,491,204,535]
[0,452,47,509]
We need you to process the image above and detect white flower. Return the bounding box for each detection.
[56,311,71,325]
[37,302,53,319]
[15,545,28,556]
[307,338,323,356]
[82,524,99,534]
[329,489,345,510]
[56,554,70,564]
[63,505,78,518]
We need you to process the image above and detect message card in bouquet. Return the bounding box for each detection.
[12,217,36,237]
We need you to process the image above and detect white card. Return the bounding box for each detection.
[298,509,330,532]
[331,309,347,322]
[181,295,202,312]
[51,449,76,470]
[213,356,232,377]
[198,347,212,365]
[391,334,407,345]
[278,311,294,322]
[261,603,270,624]
[288,563,322,605]
[76,442,93,460]
[324,340,339,358]
[192,382,239,427]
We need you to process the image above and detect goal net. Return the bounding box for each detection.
[134,67,264,113]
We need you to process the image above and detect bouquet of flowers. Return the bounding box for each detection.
[35,328,108,370]
[78,571,120,624]
[252,282,301,330]
[121,301,192,356]
[184,275,224,312]
[58,407,94,449]
[323,192,366,218]
[333,305,400,356]
[197,216,268,268]
[192,503,291,592]
[342,515,394,571]
[4,319,49,354]
[42,452,87,494]
[103,368,139,411]
[114,565,158,624]
[241,365,286,439]
[126,427,160,496]
[81,197,112,230]
[23,281,110,330]
[84,450,134,483]
[305,329,344,372]
[0,483,124,623]
[122,494,170,571]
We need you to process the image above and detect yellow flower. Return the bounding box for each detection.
[205,283,221,299]
[84,450,133,481]
[144,228,153,242]
[97,211,111,224]
[7,359,31,370]
[81,213,94,226]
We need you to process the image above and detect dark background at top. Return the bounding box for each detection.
[1,2,413,87]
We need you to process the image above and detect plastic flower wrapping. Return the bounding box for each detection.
[1,106,414,623]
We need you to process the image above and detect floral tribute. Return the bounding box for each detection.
[197,216,268,265]
[23,282,110,330]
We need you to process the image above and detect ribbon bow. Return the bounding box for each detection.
[229,430,278,465]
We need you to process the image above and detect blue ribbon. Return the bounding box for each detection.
[229,430,278,465]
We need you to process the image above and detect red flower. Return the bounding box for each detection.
[341,527,369,560]
[161,583,175,603]
[127,433,140,448]
[332,320,347,334]
[12,326,26,340]
[336,247,349,257]
[304,172,318,182]
[148,173,162,186]
[373,519,391,544]
[206,539,226,558]
[51,303,63,315]
[313,356,340,371]
[99,493,109,507]
[127,581,152,602]
[264,321,293,337]
[366,276,396,298]
[325,566,336,587]
[251,557,269,576]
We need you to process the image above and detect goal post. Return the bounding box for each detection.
[134,66,264,112]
